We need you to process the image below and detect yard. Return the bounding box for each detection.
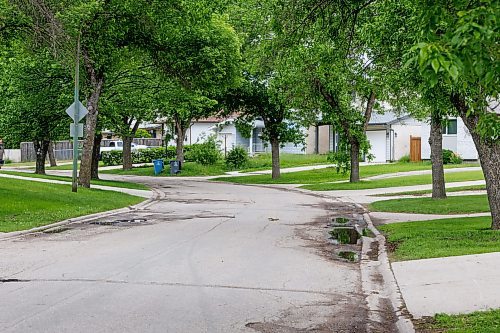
[369,195,490,214]
[213,162,478,184]
[0,177,144,232]
[101,153,334,177]
[415,309,500,333]
[378,217,500,261]
[0,170,149,190]
[301,170,484,191]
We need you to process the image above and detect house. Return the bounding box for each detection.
[306,111,422,162]
[209,117,306,155]
[420,117,478,160]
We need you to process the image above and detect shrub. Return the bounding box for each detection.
[186,136,221,165]
[442,149,463,164]
[225,146,249,169]
[166,146,177,159]
[398,154,411,163]
[101,147,166,166]
[133,147,165,164]
[101,150,123,166]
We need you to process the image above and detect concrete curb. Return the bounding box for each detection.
[361,212,415,333]
[0,188,162,241]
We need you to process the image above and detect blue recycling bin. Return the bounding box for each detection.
[153,159,164,175]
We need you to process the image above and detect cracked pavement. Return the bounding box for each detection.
[0,178,372,332]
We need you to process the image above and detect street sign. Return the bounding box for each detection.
[66,101,88,122]
[70,123,84,138]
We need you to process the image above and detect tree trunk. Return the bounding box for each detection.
[270,136,281,179]
[175,122,186,162]
[429,112,447,199]
[79,84,103,188]
[474,137,500,229]
[91,133,102,180]
[350,139,360,182]
[47,141,57,167]
[123,136,133,170]
[452,94,500,229]
[34,140,50,175]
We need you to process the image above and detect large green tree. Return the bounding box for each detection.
[0,43,72,174]
[407,0,499,229]
[273,0,407,182]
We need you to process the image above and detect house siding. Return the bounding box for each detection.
[421,117,478,160]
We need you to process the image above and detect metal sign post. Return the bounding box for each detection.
[72,36,81,192]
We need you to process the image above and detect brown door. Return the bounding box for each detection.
[410,136,422,162]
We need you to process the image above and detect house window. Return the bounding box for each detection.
[442,119,457,135]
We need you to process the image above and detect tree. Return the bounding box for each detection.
[223,76,305,179]
[0,43,71,174]
[149,13,242,162]
[5,0,151,185]
[273,0,401,182]
[100,49,158,170]
[407,0,500,229]
[156,82,219,162]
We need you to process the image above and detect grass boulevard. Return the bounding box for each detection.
[0,177,143,233]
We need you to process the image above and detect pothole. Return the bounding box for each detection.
[89,218,148,226]
[329,227,360,245]
[43,227,70,234]
[338,251,359,262]
[334,217,350,224]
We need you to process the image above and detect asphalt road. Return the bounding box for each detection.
[0,178,368,332]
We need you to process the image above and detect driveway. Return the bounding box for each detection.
[0,178,372,333]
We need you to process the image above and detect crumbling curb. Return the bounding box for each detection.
[0,188,162,241]
[361,212,415,333]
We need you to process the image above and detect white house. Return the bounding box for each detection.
[307,111,422,162]
[420,117,478,160]
[209,118,306,155]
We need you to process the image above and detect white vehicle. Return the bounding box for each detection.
[100,141,148,153]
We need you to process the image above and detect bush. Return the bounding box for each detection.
[398,154,411,163]
[101,147,166,166]
[166,146,176,159]
[442,149,463,164]
[101,150,123,166]
[225,146,249,169]
[185,136,221,165]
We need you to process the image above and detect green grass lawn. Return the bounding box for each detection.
[0,178,144,232]
[379,217,499,261]
[301,170,484,191]
[102,162,227,177]
[215,162,478,185]
[240,153,331,171]
[102,154,332,177]
[372,185,486,197]
[369,195,490,214]
[45,161,105,170]
[415,309,500,333]
[0,171,149,190]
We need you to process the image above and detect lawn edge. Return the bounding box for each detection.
[0,188,161,240]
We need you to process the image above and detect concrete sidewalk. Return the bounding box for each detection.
[392,252,500,318]
[0,173,152,198]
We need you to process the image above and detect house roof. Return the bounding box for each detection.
[196,116,226,123]
[369,111,410,125]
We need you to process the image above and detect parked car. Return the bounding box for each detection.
[100,141,148,153]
